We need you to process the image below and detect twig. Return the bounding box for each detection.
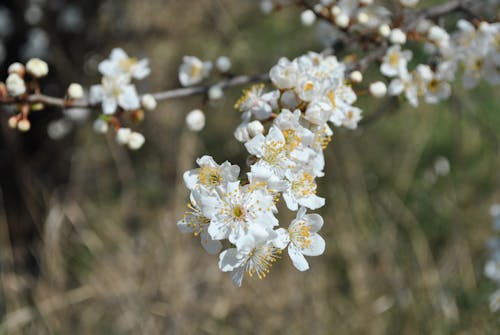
[0,73,271,110]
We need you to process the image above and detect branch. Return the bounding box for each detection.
[0,73,271,110]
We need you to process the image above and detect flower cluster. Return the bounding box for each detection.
[90,48,154,149]
[485,204,500,313]
[178,52,362,286]
[383,20,500,107]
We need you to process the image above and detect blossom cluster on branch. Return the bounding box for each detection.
[0,0,499,293]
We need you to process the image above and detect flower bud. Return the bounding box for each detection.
[8,116,18,129]
[17,119,31,132]
[26,58,48,78]
[141,94,157,111]
[357,12,369,25]
[185,109,205,132]
[330,6,341,16]
[369,81,387,98]
[8,62,25,76]
[390,28,407,44]
[300,10,316,27]
[128,132,145,150]
[378,24,391,37]
[116,127,132,145]
[208,85,223,100]
[349,70,363,83]
[215,56,232,73]
[335,13,349,28]
[6,73,26,96]
[247,120,264,138]
[93,119,109,134]
[68,83,84,99]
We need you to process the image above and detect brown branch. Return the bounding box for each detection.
[0,73,271,110]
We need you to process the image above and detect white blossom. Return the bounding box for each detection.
[178,56,212,86]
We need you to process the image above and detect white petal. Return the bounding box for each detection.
[183,170,199,190]
[118,86,140,110]
[273,228,290,249]
[299,195,325,210]
[218,248,240,271]
[231,267,245,287]
[200,231,222,255]
[102,98,117,115]
[304,213,324,233]
[244,133,265,156]
[288,245,310,271]
[301,234,325,256]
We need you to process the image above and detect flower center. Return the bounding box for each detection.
[198,166,222,186]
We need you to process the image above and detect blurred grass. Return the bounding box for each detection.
[1,0,500,334]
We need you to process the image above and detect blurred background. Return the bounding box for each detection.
[0,0,499,333]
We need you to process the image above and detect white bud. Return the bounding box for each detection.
[67,83,84,99]
[390,28,407,44]
[208,85,223,100]
[479,21,490,33]
[378,24,391,37]
[247,120,264,138]
[360,0,373,5]
[6,73,26,96]
[93,119,109,134]
[300,10,316,27]
[8,116,18,129]
[26,58,48,78]
[330,6,341,17]
[141,94,157,111]
[185,109,205,132]
[357,12,369,25]
[234,124,250,143]
[8,62,25,76]
[116,127,132,145]
[216,56,232,73]
[17,119,31,132]
[349,70,363,83]
[335,13,349,28]
[369,81,387,98]
[428,25,448,42]
[128,132,145,150]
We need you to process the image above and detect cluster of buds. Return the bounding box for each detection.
[1,58,49,132]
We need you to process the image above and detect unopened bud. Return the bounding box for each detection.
[185,109,205,132]
[8,116,18,129]
[128,132,145,150]
[6,73,26,96]
[357,12,369,25]
[369,81,387,98]
[141,94,157,111]
[8,62,25,76]
[215,56,232,73]
[116,127,132,145]
[349,70,363,83]
[68,83,84,99]
[17,119,31,132]
[335,13,349,28]
[378,24,391,37]
[390,28,407,44]
[330,6,341,17]
[208,85,223,100]
[26,58,48,78]
[247,120,265,137]
[300,9,316,27]
[130,109,145,123]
